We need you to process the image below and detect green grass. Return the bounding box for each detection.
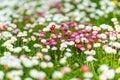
[0,0,120,80]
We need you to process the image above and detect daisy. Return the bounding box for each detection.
[52,71,63,79]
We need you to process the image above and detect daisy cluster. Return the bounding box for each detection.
[0,0,120,80]
[0,0,120,23]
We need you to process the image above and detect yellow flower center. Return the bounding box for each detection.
[112,0,118,5]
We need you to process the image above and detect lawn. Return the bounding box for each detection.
[0,0,120,80]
